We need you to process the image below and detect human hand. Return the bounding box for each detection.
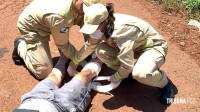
[67,61,79,77]
[77,69,97,84]
[80,69,97,79]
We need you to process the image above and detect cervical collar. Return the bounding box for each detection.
[83,61,121,93]
[91,76,121,93]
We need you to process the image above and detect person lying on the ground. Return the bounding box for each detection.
[12,0,100,80]
[13,58,102,112]
[69,3,174,105]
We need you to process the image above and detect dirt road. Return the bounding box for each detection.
[0,0,200,112]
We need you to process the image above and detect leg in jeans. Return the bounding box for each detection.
[54,59,100,111]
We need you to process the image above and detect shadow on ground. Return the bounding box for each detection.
[90,64,178,112]
[0,47,8,59]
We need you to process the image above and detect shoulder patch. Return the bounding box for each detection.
[111,42,120,53]
[60,27,69,33]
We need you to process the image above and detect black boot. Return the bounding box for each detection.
[12,38,24,65]
[159,79,174,105]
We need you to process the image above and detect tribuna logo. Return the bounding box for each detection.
[167,98,196,104]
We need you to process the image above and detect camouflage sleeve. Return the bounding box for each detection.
[76,37,102,61]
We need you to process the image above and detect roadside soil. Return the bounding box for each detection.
[0,0,200,112]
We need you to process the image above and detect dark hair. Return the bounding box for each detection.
[104,3,115,39]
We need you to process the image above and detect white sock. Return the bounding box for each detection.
[67,65,79,77]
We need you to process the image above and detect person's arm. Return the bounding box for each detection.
[71,20,108,66]
[69,32,103,70]
[45,14,77,59]
[110,39,135,83]
[76,37,102,61]
[72,16,102,65]
[67,36,102,77]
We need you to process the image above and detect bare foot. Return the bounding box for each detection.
[75,69,97,84]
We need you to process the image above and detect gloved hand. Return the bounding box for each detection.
[67,52,81,77]
[110,72,124,83]
[67,61,79,77]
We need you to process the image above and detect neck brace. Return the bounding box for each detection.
[82,60,121,94]
[82,61,101,74]
[90,76,121,93]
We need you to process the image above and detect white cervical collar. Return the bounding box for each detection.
[90,76,121,93]
[78,60,121,95]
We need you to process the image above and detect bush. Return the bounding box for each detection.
[151,0,200,20]
[181,0,200,20]
[180,0,200,12]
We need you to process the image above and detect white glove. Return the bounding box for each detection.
[67,63,79,77]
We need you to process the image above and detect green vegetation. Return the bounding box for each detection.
[151,0,200,21]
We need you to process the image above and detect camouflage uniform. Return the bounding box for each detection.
[17,0,99,79]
